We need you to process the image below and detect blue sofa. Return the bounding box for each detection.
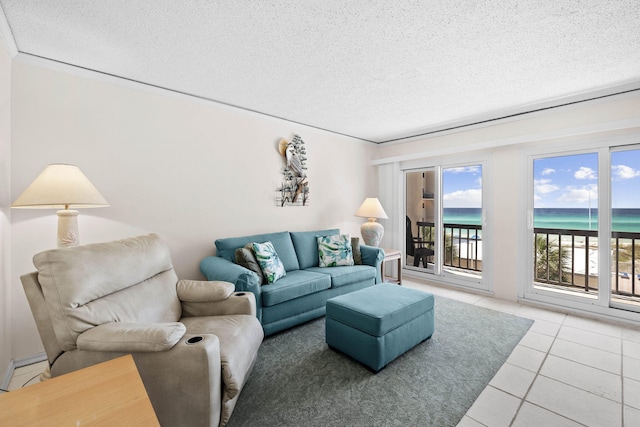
[200,229,384,336]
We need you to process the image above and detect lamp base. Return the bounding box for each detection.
[57,210,79,248]
[361,219,384,247]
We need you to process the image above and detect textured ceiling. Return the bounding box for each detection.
[1,1,639,143]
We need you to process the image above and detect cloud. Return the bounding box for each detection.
[612,164,640,180]
[574,167,596,180]
[443,188,482,207]
[558,184,597,204]
[534,179,559,194]
[541,168,555,176]
[445,166,481,174]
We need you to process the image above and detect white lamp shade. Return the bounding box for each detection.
[12,164,109,209]
[354,197,388,220]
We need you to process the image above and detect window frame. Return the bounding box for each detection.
[521,133,640,321]
[401,154,491,293]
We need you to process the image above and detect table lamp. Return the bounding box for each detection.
[12,164,109,248]
[355,197,388,247]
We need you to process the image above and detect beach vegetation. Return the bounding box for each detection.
[534,235,571,284]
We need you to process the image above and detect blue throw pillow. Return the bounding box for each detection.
[318,234,354,267]
[252,241,286,283]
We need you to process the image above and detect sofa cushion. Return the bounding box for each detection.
[216,231,300,271]
[305,265,376,288]
[252,241,287,284]
[235,244,265,285]
[261,270,331,307]
[318,234,355,267]
[290,229,339,269]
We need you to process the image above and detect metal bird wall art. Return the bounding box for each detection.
[276,134,309,207]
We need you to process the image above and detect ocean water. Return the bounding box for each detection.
[443,208,482,226]
[442,208,640,232]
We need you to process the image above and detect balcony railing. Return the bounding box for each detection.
[413,222,483,272]
[443,223,483,272]
[534,227,640,298]
[612,231,640,297]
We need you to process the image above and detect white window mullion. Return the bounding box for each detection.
[597,147,611,308]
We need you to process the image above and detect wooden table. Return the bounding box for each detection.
[0,354,159,426]
[381,248,402,284]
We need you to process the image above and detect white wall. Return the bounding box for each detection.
[0,32,11,379]
[9,57,377,359]
[374,92,640,302]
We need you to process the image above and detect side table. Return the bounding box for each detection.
[381,248,402,284]
[0,355,159,425]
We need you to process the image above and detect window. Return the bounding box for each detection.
[532,153,599,299]
[610,147,640,311]
[526,141,640,318]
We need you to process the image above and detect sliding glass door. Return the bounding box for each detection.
[442,166,483,278]
[610,147,640,311]
[532,153,600,299]
[405,169,436,272]
[528,144,640,315]
[404,164,484,285]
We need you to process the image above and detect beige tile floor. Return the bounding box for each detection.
[6,278,640,426]
[401,278,640,427]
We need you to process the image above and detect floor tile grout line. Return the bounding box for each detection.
[535,371,623,405]
[508,315,567,426]
[520,401,591,427]
[546,346,624,377]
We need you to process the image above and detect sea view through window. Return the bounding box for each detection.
[530,148,640,309]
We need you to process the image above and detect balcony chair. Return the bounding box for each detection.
[406,216,435,268]
[21,233,263,427]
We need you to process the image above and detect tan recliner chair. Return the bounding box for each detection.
[21,233,264,427]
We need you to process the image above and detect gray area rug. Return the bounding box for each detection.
[228,295,533,427]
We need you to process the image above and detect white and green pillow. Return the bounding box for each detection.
[252,241,286,283]
[318,234,354,267]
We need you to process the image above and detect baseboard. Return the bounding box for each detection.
[1,352,47,391]
[0,359,15,391]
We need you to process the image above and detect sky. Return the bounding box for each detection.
[534,150,640,209]
[442,165,483,208]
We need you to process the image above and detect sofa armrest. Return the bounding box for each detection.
[360,245,385,283]
[200,255,264,321]
[76,322,186,352]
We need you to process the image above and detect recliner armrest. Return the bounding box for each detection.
[177,279,234,302]
[200,255,264,322]
[76,322,186,352]
[181,292,257,318]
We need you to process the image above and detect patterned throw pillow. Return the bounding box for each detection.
[252,241,286,284]
[318,234,355,267]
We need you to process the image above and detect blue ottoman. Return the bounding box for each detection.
[325,283,434,372]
